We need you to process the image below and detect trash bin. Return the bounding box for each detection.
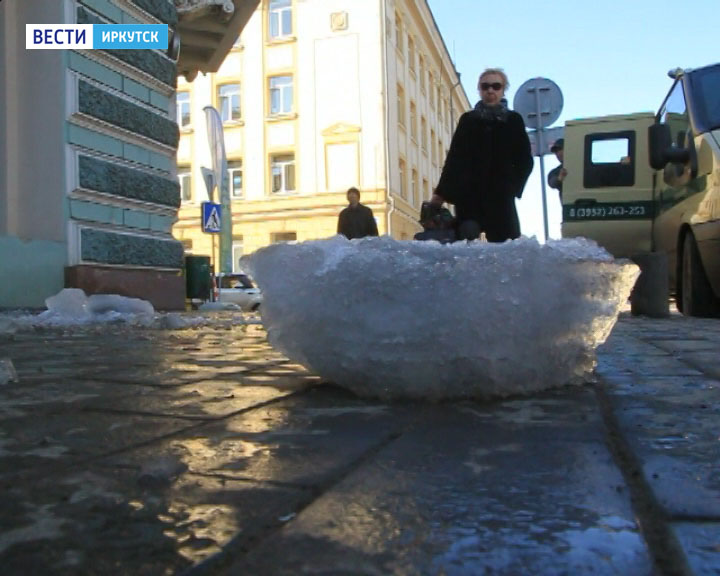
[185,255,212,301]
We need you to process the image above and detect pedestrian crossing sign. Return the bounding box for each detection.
[201,202,222,234]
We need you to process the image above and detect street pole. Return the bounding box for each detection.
[514,77,563,244]
[204,106,232,274]
[533,87,550,243]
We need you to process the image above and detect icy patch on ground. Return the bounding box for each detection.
[245,235,639,400]
[0,289,260,333]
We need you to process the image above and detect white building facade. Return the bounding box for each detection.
[173,0,469,266]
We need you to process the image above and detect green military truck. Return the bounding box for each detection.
[561,62,720,317]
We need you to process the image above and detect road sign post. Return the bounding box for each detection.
[204,106,232,274]
[514,78,564,242]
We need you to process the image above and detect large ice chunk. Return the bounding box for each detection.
[245,235,639,400]
[37,289,155,326]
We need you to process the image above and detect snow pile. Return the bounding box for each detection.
[39,288,156,326]
[245,235,640,400]
[0,289,259,332]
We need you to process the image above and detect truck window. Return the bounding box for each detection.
[583,131,635,188]
[694,65,720,132]
[658,80,688,146]
[591,138,630,164]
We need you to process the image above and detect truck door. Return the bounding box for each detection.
[651,69,720,315]
[651,78,691,292]
[561,114,655,258]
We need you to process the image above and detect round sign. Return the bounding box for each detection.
[513,77,563,129]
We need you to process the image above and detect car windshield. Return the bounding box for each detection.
[219,274,254,289]
[692,65,720,132]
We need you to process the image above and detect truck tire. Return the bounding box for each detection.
[680,233,719,317]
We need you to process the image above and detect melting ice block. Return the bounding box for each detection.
[245,236,639,400]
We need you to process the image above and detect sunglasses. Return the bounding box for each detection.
[480,82,503,91]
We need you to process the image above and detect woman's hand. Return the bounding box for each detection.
[430,193,445,206]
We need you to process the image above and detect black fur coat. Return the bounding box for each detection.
[435,104,533,242]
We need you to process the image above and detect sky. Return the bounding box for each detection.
[425,0,718,241]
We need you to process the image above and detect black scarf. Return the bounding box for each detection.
[473,99,509,123]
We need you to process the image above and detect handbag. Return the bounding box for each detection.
[414,201,456,243]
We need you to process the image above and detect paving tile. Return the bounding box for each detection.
[602,375,720,518]
[227,404,652,575]
[0,410,197,482]
[101,386,409,489]
[0,465,307,576]
[671,522,720,576]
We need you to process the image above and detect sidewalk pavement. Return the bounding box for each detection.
[0,310,718,575]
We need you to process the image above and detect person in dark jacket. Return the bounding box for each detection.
[547,138,567,200]
[337,187,379,239]
[432,68,533,242]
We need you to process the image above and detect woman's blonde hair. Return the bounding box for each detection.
[478,68,509,91]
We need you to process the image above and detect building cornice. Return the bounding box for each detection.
[174,0,261,81]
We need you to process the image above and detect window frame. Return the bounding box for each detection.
[217,83,242,123]
[268,0,293,40]
[178,167,192,202]
[583,130,636,189]
[407,35,416,74]
[394,11,403,55]
[176,91,191,129]
[270,153,296,195]
[411,167,418,206]
[228,160,243,198]
[428,72,435,109]
[397,84,406,127]
[269,75,294,116]
[409,100,417,142]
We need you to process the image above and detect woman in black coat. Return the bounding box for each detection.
[433,68,533,242]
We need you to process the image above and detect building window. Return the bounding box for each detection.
[218,83,241,123]
[419,55,426,94]
[271,231,297,244]
[232,236,244,272]
[411,168,418,206]
[423,178,429,201]
[421,116,427,151]
[269,0,292,39]
[228,161,243,197]
[399,158,407,199]
[269,75,293,115]
[429,73,435,109]
[431,129,437,164]
[407,35,415,73]
[176,91,191,128]
[410,100,417,141]
[394,12,403,53]
[271,154,296,194]
[397,84,405,127]
[178,167,191,202]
